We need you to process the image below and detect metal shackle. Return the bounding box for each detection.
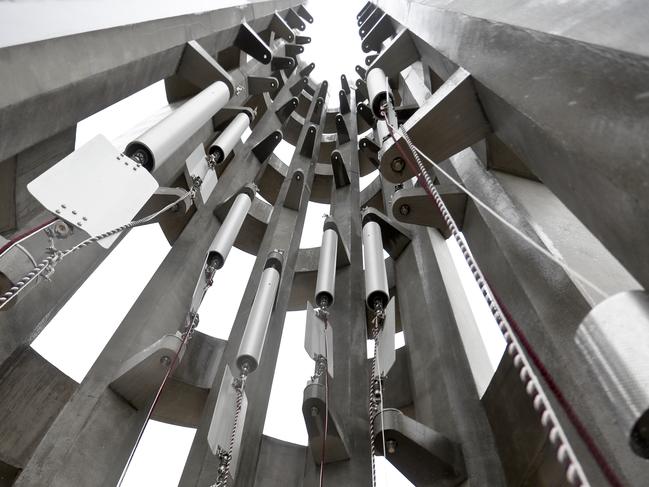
[362,215,389,310]
[125,80,231,171]
[206,186,256,270]
[208,112,252,163]
[366,68,393,119]
[236,250,284,374]
[315,217,339,308]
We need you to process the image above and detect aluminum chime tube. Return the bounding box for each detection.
[206,186,256,270]
[362,214,389,310]
[208,112,252,163]
[575,290,649,458]
[366,67,393,119]
[125,80,231,171]
[236,250,284,374]
[314,217,339,308]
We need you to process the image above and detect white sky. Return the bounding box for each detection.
[30,1,504,485]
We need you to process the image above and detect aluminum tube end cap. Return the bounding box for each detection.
[238,183,257,201]
[236,355,258,375]
[265,250,284,274]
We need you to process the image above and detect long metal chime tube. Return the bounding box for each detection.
[125,80,232,171]
[207,186,257,271]
[362,216,389,311]
[236,250,284,375]
[209,112,252,164]
[315,217,338,308]
[361,212,390,487]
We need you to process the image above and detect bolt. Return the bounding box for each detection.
[71,210,77,215]
[160,355,171,366]
[77,222,83,227]
[311,406,319,417]
[55,209,61,214]
[82,216,88,221]
[399,204,410,216]
[391,157,405,173]
[61,204,67,209]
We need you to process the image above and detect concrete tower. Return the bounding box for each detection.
[0,1,648,486]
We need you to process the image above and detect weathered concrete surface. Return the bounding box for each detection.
[374,0,649,293]
[0,347,76,469]
[253,436,307,487]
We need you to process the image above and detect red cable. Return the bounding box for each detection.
[388,128,624,487]
[0,217,58,258]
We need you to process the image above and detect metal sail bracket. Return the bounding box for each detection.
[207,366,248,483]
[235,23,272,64]
[304,301,334,378]
[26,135,159,249]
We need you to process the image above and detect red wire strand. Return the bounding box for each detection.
[388,127,624,487]
[0,217,58,258]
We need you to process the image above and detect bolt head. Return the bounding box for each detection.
[386,439,398,454]
[391,157,405,172]
[399,204,410,216]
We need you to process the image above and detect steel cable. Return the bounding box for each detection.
[0,190,192,310]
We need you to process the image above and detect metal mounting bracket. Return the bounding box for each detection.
[300,125,318,157]
[247,76,280,95]
[331,150,351,188]
[335,114,350,144]
[296,5,314,24]
[285,44,305,57]
[310,97,325,124]
[275,97,299,123]
[271,56,295,71]
[270,12,294,42]
[235,23,272,64]
[372,408,466,486]
[285,8,306,31]
[284,169,305,210]
[392,185,467,238]
[252,130,283,163]
[339,91,351,114]
[362,13,395,53]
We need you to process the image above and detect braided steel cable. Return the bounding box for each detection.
[383,117,624,486]
[215,374,246,487]
[367,316,381,487]
[0,190,192,310]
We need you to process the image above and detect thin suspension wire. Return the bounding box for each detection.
[0,190,192,310]
[116,311,201,487]
[384,117,625,487]
[319,313,330,487]
[394,135,608,300]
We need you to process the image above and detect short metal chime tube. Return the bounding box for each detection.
[125,80,232,171]
[206,185,257,271]
[362,214,389,312]
[366,67,392,119]
[208,112,253,164]
[236,250,284,375]
[315,217,339,309]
